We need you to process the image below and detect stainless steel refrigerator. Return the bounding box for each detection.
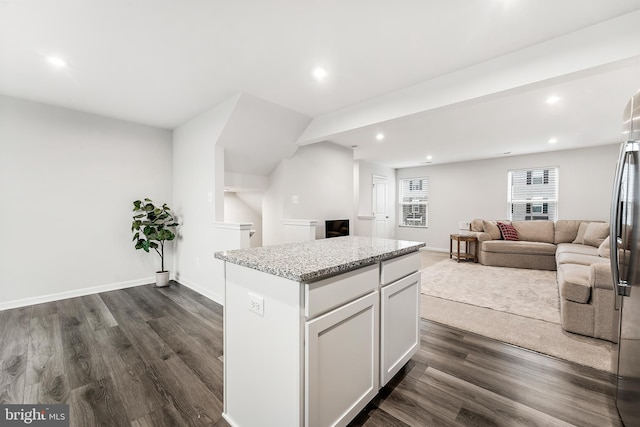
[611,89,640,426]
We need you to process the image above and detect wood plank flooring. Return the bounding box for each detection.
[0,282,622,426]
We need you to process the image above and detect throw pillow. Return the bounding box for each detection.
[470,219,484,232]
[497,222,519,241]
[482,220,502,240]
[572,222,589,244]
[584,222,610,247]
[598,236,611,258]
[554,220,582,244]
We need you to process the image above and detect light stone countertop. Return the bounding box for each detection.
[214,236,425,282]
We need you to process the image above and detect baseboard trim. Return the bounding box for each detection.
[177,277,224,306]
[0,277,154,311]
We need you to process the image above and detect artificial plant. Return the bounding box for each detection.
[131,198,178,272]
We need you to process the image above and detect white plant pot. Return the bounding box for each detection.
[155,271,170,288]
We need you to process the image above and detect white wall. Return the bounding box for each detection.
[395,144,619,251]
[0,95,173,309]
[172,96,240,304]
[224,192,263,247]
[263,142,354,245]
[225,171,269,192]
[354,160,397,238]
[263,162,286,245]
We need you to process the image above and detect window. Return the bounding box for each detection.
[399,177,428,227]
[508,167,559,221]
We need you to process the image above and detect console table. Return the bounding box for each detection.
[450,234,478,263]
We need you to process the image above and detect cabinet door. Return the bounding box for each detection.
[305,292,379,427]
[380,271,420,386]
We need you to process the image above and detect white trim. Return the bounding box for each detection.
[177,276,224,306]
[0,274,226,311]
[0,277,153,311]
[282,219,318,226]
[213,221,253,230]
[221,414,239,427]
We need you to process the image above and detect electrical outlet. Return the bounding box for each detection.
[292,195,299,204]
[249,292,264,316]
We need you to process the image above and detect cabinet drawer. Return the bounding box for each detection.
[305,264,378,319]
[380,252,420,285]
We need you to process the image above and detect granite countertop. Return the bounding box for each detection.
[215,236,425,282]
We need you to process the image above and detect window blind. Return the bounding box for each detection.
[508,167,559,221]
[399,177,428,227]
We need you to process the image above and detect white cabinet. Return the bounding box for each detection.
[305,292,379,427]
[222,248,421,427]
[380,271,420,385]
[380,252,421,386]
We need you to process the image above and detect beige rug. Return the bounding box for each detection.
[420,259,615,372]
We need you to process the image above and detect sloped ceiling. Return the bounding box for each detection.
[217,93,310,175]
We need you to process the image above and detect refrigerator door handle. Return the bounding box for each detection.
[626,146,640,299]
[611,142,639,300]
[610,143,627,294]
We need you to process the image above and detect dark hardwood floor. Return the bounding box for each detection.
[0,283,622,426]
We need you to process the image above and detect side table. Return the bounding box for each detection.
[450,234,478,263]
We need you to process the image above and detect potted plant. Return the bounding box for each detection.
[131,198,178,287]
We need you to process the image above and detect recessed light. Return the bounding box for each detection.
[548,138,558,144]
[351,145,359,149]
[546,95,561,104]
[375,133,384,141]
[503,152,512,155]
[426,155,433,160]
[47,56,67,67]
[312,67,327,81]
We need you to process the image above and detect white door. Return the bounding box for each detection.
[372,175,388,238]
[305,292,379,427]
[380,272,420,386]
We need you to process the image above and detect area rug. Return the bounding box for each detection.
[420,259,615,372]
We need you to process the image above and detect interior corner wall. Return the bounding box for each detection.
[224,192,263,247]
[395,144,619,251]
[262,142,354,245]
[0,95,173,309]
[172,97,238,304]
[262,161,286,246]
[355,161,397,238]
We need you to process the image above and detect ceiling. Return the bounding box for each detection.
[331,62,640,168]
[2,0,640,169]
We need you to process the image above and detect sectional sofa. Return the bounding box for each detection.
[469,219,616,342]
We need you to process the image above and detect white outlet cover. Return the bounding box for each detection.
[249,292,264,317]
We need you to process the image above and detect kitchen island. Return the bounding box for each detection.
[215,236,425,427]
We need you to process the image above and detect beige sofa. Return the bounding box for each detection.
[469,219,617,342]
